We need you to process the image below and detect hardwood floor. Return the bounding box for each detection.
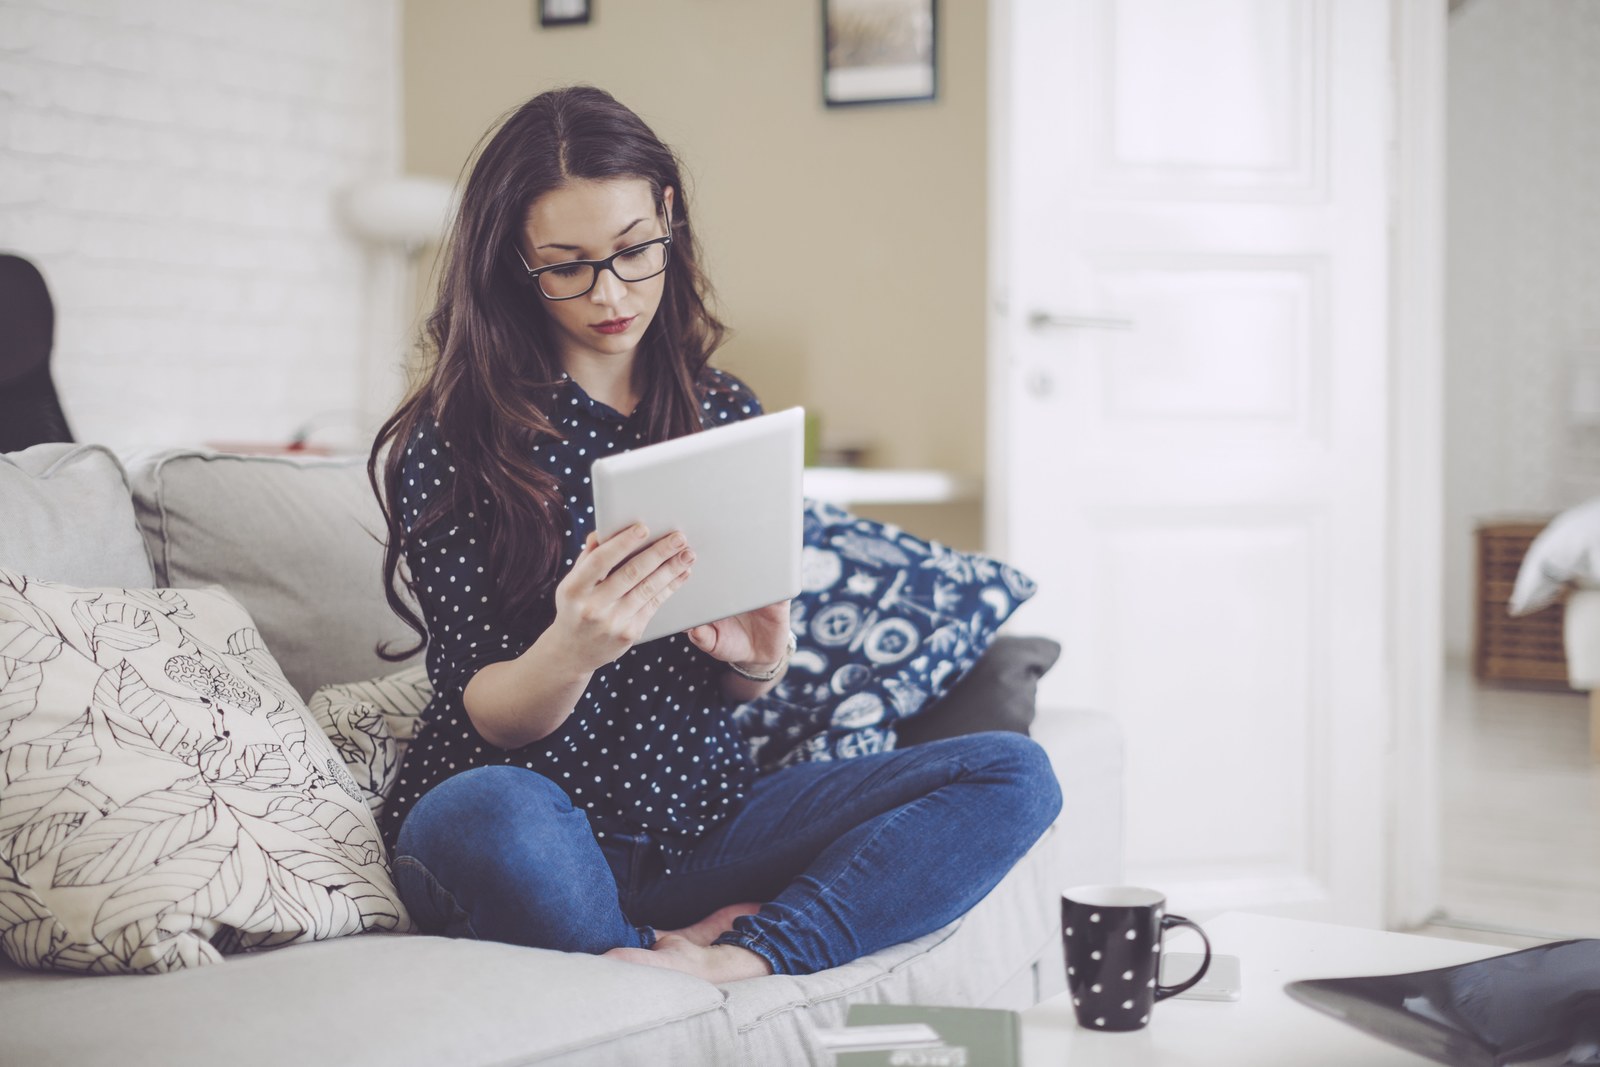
[1411,661,1600,948]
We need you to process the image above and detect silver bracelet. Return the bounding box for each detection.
[728,630,797,682]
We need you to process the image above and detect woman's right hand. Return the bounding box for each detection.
[547,523,694,672]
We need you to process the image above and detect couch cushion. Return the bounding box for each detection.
[0,933,737,1067]
[0,568,411,974]
[126,450,422,700]
[0,444,154,589]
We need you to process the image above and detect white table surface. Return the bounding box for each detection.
[1021,911,1504,1066]
[802,467,979,506]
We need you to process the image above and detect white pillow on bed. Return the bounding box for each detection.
[1510,498,1600,615]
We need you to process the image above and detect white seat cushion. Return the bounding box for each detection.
[0,933,735,1067]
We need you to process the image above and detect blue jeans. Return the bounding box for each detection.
[390,732,1062,975]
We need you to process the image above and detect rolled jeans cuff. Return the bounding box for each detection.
[712,929,785,975]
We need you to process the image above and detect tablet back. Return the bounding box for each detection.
[590,406,804,644]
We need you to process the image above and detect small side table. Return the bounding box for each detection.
[1472,519,1570,690]
[801,467,979,506]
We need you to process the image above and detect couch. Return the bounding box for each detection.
[0,442,1123,1066]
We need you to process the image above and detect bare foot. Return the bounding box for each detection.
[661,902,762,947]
[605,933,773,983]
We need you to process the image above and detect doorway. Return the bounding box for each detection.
[992,0,1396,926]
[1429,0,1600,944]
[990,0,1599,933]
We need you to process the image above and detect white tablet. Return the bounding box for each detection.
[591,406,804,644]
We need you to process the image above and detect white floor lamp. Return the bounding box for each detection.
[339,176,456,442]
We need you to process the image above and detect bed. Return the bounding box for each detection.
[1509,498,1600,759]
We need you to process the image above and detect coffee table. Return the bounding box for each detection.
[1022,911,1504,1065]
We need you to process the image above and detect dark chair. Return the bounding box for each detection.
[0,254,73,452]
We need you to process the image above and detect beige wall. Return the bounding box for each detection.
[402,0,986,547]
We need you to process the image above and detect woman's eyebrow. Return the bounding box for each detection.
[534,217,648,252]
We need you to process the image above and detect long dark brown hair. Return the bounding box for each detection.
[369,86,729,660]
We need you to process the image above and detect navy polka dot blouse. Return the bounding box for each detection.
[379,368,764,869]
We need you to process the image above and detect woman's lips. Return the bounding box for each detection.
[591,316,636,335]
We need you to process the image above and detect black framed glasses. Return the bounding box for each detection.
[516,231,673,301]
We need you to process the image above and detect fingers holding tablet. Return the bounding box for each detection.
[552,524,696,667]
[615,538,696,622]
[573,521,649,579]
[686,600,791,668]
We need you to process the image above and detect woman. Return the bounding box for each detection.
[369,85,1061,983]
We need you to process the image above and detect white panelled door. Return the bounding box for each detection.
[991,0,1390,924]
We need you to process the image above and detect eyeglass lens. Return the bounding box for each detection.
[537,241,668,300]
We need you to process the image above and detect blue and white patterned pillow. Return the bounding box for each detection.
[733,500,1036,772]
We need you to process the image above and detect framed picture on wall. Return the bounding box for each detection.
[823,0,937,107]
[538,0,591,28]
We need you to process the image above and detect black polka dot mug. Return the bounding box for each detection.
[1061,885,1212,1032]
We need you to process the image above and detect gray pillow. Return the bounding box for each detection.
[0,443,155,588]
[893,635,1061,746]
[128,450,421,701]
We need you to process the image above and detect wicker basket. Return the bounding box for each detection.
[1474,520,1572,689]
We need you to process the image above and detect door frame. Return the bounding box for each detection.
[1386,0,1447,929]
[985,0,1450,929]
[984,0,1018,557]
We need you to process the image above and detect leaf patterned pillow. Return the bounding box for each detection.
[0,568,413,974]
[732,500,1037,772]
[306,666,430,825]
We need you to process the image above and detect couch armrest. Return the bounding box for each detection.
[1030,705,1123,890]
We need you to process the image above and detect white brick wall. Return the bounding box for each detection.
[0,0,400,450]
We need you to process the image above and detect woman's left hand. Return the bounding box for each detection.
[686,600,792,672]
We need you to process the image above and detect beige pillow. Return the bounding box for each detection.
[307,666,431,824]
[0,568,412,974]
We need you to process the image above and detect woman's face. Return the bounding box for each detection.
[521,177,674,375]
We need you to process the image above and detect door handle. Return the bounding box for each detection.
[1027,311,1135,331]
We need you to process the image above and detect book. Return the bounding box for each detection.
[829,1004,1021,1067]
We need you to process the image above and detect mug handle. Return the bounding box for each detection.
[1153,914,1212,1002]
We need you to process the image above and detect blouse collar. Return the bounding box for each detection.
[555,372,634,425]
